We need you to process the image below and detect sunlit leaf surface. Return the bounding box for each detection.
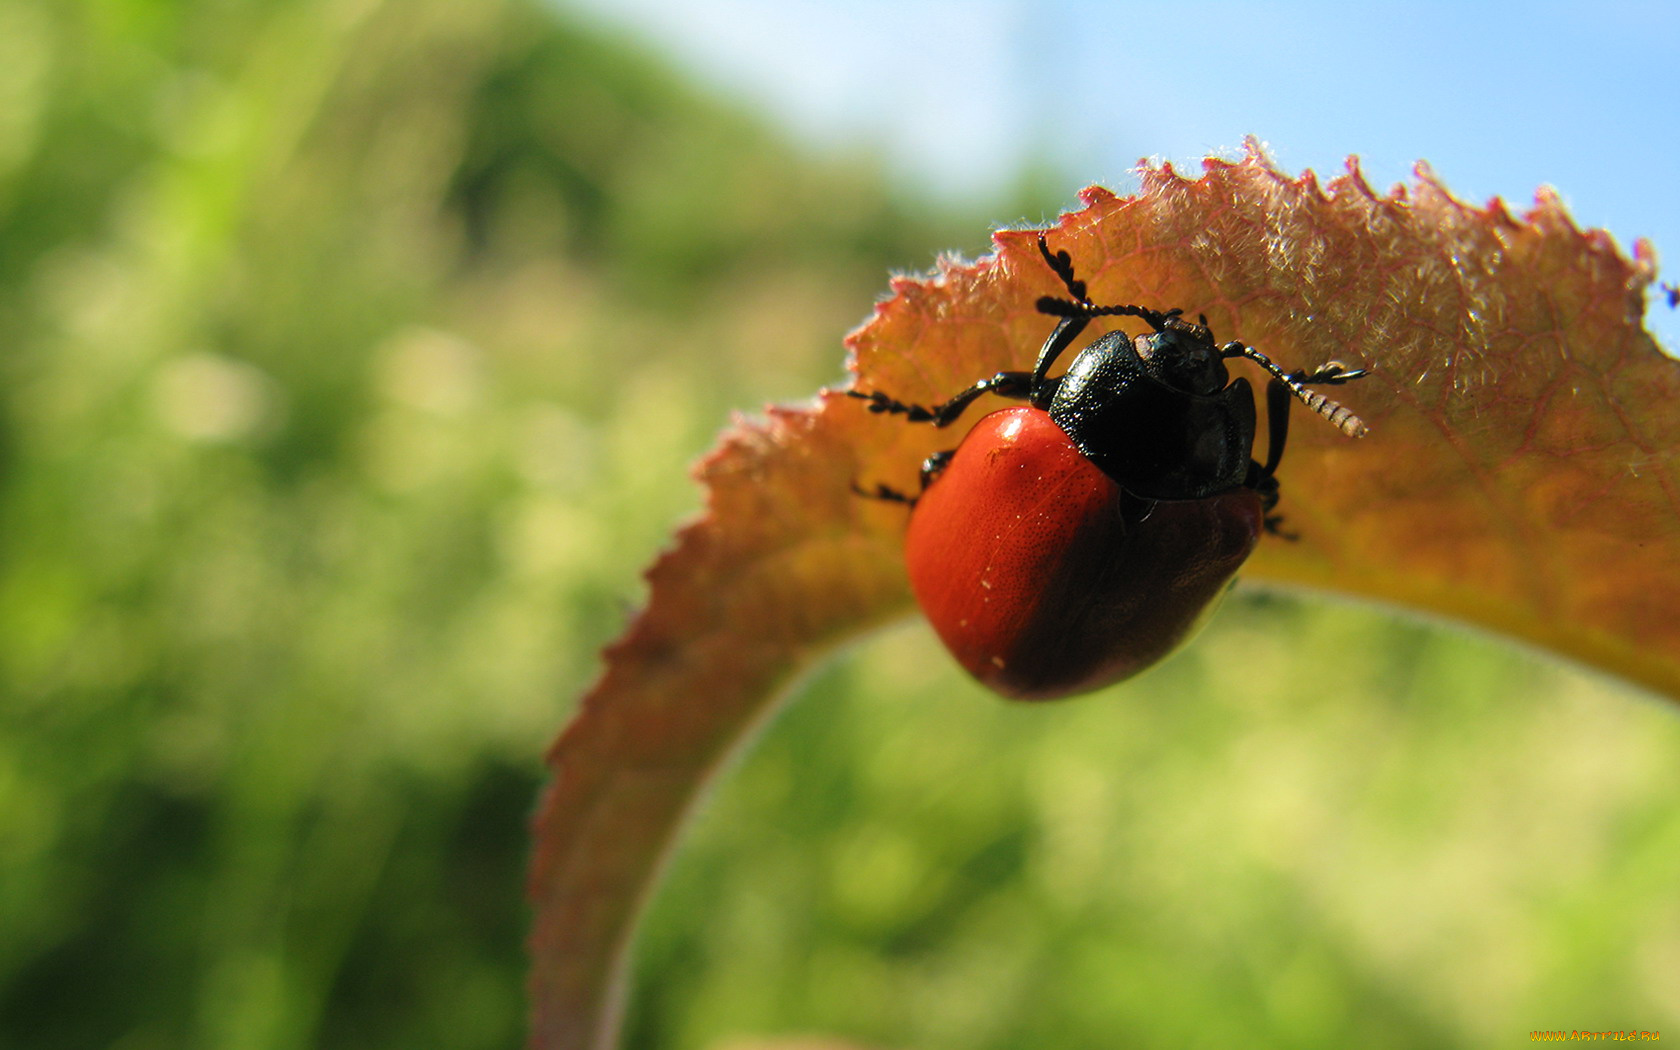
[528,142,1676,1048]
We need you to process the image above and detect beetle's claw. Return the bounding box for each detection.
[1294,361,1370,386]
[850,478,917,507]
[1262,513,1299,541]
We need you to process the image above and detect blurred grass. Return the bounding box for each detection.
[1,1,1677,1049]
[637,606,1680,1049]
[0,1,959,1046]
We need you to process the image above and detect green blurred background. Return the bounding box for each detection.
[3,2,1678,1048]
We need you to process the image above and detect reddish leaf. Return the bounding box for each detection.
[527,141,1676,1047]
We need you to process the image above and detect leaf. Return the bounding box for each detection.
[527,140,1676,1048]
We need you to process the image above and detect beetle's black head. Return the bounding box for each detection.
[1134,316,1229,396]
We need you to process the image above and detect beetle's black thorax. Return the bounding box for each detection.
[1046,325,1256,501]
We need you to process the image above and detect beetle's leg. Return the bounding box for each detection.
[1255,378,1293,483]
[848,388,937,422]
[919,449,955,489]
[1244,353,1366,528]
[1118,489,1158,530]
[1262,511,1298,541]
[1250,474,1295,539]
[926,371,1034,425]
[849,370,1033,429]
[1028,315,1089,396]
[1249,379,1299,539]
[848,448,956,509]
[850,479,917,506]
[1244,354,1366,541]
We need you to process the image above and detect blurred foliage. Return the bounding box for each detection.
[0,1,961,1046]
[2,0,1678,1048]
[636,606,1680,1049]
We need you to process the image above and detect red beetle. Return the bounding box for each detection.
[851,235,1367,700]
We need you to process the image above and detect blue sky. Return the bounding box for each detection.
[565,0,1680,345]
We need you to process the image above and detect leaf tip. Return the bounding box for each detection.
[1240,134,1272,164]
[1633,237,1659,276]
[1481,194,1519,228]
[1323,155,1383,206]
[1528,184,1577,232]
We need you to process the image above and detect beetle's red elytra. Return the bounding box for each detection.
[904,406,1263,699]
[851,234,1367,700]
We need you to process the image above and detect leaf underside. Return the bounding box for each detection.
[527,140,1677,1048]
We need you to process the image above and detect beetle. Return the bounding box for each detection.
[849,233,1368,700]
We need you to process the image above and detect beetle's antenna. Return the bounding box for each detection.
[1036,233,1176,330]
[1222,340,1369,438]
[1037,296,1180,329]
[1038,233,1089,302]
